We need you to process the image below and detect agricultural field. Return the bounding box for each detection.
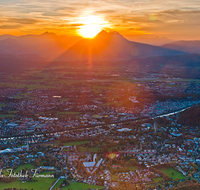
[62,141,90,146]
[54,179,105,190]
[159,168,186,180]
[153,177,164,182]
[0,82,53,90]
[78,146,101,153]
[0,104,7,107]
[0,114,16,118]
[0,171,56,190]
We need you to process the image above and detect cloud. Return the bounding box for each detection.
[42,11,71,17]
[0,24,21,29]
[6,18,40,25]
[0,0,200,39]
[156,9,200,25]
[95,10,117,14]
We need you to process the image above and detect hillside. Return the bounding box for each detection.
[178,105,200,126]
[58,31,185,61]
[0,32,81,60]
[162,40,200,54]
[125,54,200,78]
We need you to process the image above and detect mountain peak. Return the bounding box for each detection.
[41,32,57,37]
[94,30,126,42]
[95,30,109,38]
[109,31,121,36]
[0,37,18,44]
[96,30,121,37]
[57,30,186,61]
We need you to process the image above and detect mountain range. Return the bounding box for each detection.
[58,31,184,61]
[0,32,81,60]
[0,31,187,61]
[162,40,200,54]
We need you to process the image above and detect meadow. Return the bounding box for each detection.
[54,179,105,190]
[159,168,186,180]
[0,164,56,190]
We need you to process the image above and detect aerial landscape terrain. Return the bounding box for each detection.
[0,0,200,190]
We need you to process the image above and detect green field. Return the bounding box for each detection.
[153,177,164,182]
[79,146,100,152]
[62,148,70,152]
[0,82,53,90]
[0,104,6,107]
[62,98,69,101]
[159,168,186,180]
[58,111,81,115]
[0,171,56,190]
[9,111,18,114]
[111,175,118,181]
[14,163,36,173]
[0,110,18,118]
[79,145,121,153]
[93,115,100,118]
[2,164,36,177]
[128,166,138,171]
[54,180,105,190]
[0,114,16,118]
[63,141,90,146]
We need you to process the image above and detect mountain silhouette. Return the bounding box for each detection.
[0,31,185,61]
[0,37,25,54]
[0,32,82,60]
[58,30,185,61]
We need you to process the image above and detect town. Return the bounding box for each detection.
[0,65,200,190]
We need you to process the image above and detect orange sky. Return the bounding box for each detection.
[0,0,200,43]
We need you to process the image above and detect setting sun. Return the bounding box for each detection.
[78,15,108,38]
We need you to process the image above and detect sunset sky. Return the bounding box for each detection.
[0,0,200,41]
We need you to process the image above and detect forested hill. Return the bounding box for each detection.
[178,105,200,126]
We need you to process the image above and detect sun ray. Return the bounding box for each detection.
[77,15,108,38]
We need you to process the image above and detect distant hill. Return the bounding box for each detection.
[58,31,185,61]
[162,40,200,54]
[178,105,200,126]
[125,53,200,78]
[0,52,200,79]
[0,34,17,40]
[0,32,81,60]
[129,36,173,46]
[0,53,46,73]
[0,37,25,54]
